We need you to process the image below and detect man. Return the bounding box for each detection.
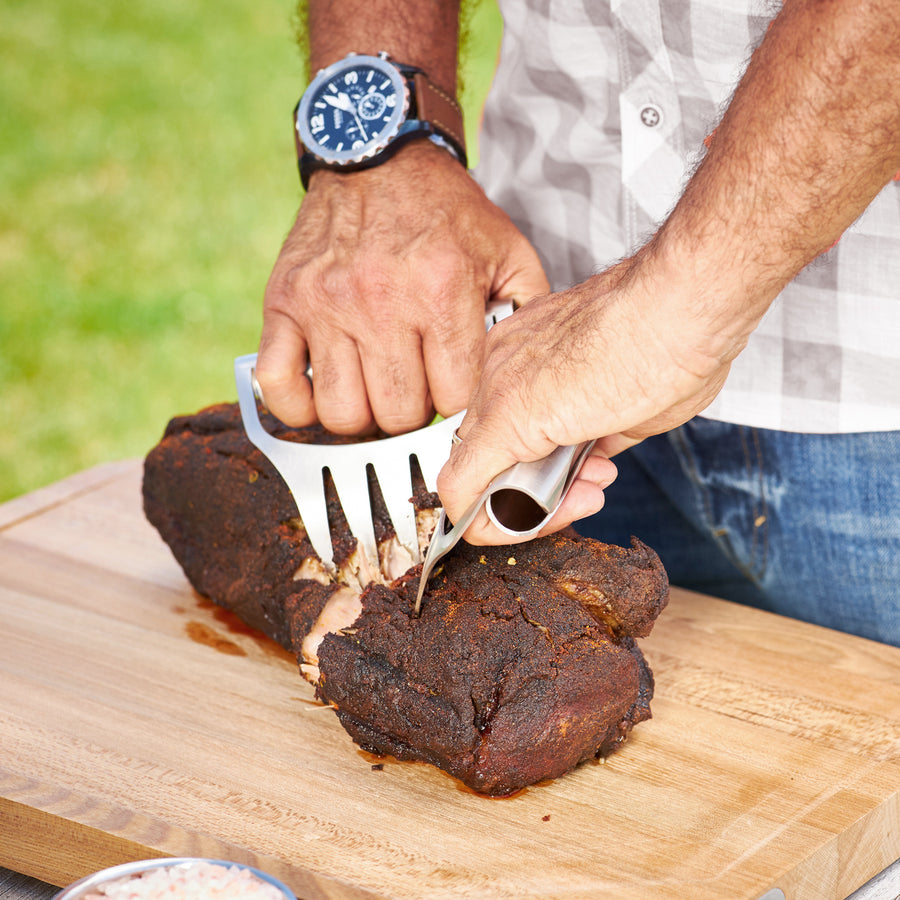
[256,0,900,645]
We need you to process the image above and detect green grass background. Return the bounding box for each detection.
[1,0,502,503]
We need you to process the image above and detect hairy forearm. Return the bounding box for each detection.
[650,0,900,363]
[305,0,460,97]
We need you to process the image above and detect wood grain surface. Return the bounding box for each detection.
[1,461,899,900]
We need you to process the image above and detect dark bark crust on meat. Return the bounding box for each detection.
[319,546,657,795]
[142,403,669,796]
[144,404,333,648]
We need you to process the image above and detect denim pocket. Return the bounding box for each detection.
[669,421,770,585]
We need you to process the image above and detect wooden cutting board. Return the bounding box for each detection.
[1,461,899,900]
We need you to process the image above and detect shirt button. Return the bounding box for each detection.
[640,104,662,127]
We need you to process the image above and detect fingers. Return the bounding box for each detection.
[422,297,486,418]
[531,454,618,536]
[436,256,738,550]
[255,313,315,427]
[258,304,378,435]
[360,326,432,435]
[594,432,643,458]
[420,241,551,417]
[308,338,376,435]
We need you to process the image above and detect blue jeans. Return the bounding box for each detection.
[575,418,900,647]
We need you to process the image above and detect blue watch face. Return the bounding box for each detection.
[298,55,408,164]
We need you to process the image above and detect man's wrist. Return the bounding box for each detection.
[303,137,468,192]
[630,227,773,373]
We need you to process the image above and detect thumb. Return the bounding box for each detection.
[493,238,551,307]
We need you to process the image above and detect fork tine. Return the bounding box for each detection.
[287,468,336,568]
[372,455,419,561]
[328,457,379,568]
[415,450,442,497]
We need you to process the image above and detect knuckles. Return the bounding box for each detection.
[316,403,374,437]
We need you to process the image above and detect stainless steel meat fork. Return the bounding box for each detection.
[233,301,513,572]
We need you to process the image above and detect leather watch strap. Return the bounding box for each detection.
[411,72,466,158]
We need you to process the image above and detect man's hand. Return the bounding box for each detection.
[436,252,733,544]
[256,141,550,435]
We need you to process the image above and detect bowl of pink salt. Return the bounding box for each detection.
[53,858,295,900]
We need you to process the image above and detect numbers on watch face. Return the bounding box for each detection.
[300,57,406,162]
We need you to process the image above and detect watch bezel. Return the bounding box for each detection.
[295,53,411,167]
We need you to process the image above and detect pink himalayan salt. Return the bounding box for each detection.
[82,861,287,900]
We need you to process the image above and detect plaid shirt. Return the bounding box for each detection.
[475,0,900,433]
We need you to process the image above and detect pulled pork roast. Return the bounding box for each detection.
[142,403,669,796]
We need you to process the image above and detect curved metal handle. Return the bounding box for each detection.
[484,441,596,537]
[234,354,337,569]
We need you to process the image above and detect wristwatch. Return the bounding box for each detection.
[293,51,467,189]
